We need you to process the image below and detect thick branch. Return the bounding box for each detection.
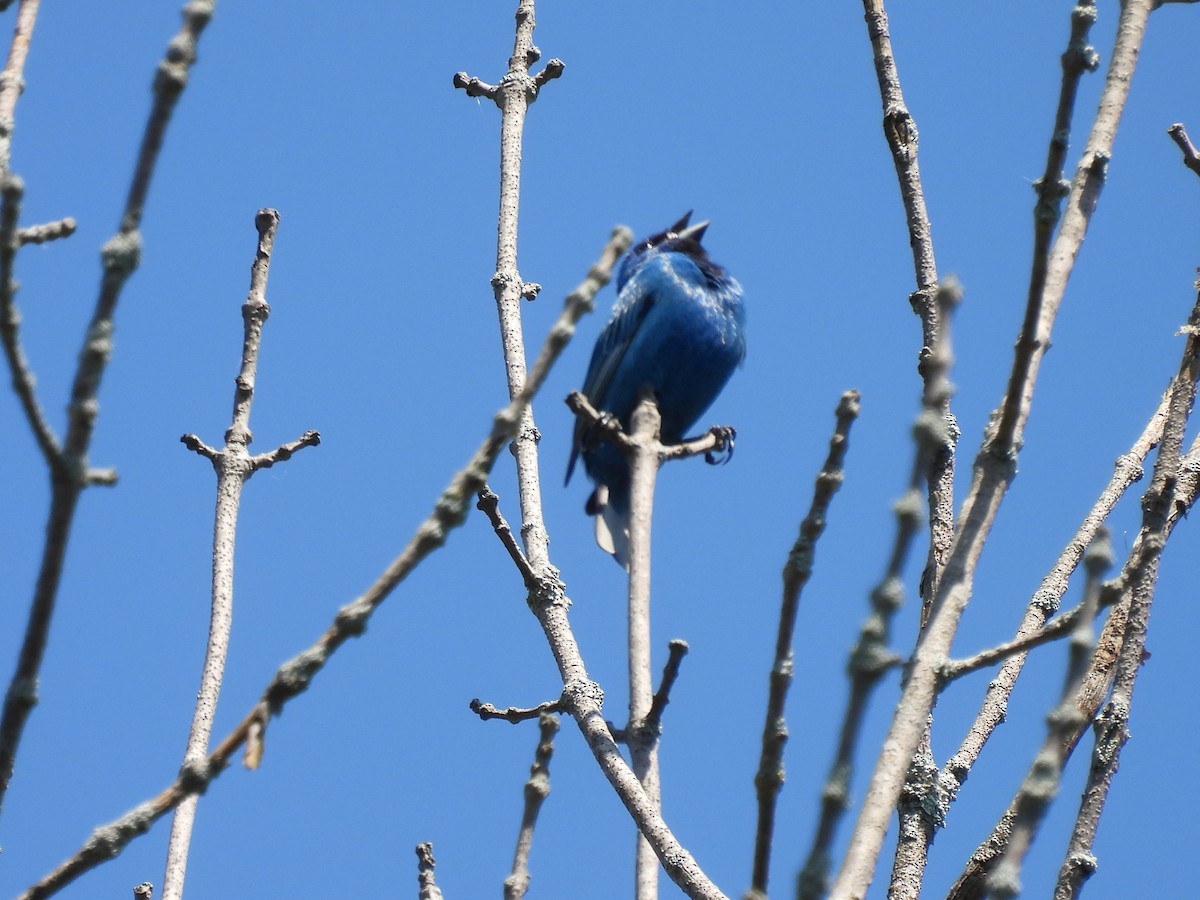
[626,392,663,900]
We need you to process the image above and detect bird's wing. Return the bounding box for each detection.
[565,276,658,484]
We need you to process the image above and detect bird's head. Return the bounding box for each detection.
[615,211,711,292]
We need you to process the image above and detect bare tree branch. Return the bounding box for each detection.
[1167,122,1200,178]
[971,532,1111,900]
[471,699,563,724]
[948,298,1200,899]
[504,712,559,900]
[1051,296,1200,899]
[416,842,445,900]
[477,486,537,584]
[15,215,75,245]
[0,0,214,817]
[17,226,622,900]
[457,4,726,895]
[749,389,860,899]
[940,605,1086,684]
[645,639,688,734]
[625,391,665,900]
[163,209,315,900]
[0,0,42,173]
[0,174,63,467]
[832,2,1157,894]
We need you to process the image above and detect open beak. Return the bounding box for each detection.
[675,218,710,244]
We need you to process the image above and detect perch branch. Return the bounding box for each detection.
[462,4,725,895]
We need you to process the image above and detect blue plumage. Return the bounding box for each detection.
[566,212,746,566]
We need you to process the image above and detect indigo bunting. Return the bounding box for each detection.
[566,212,746,566]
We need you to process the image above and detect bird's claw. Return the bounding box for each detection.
[705,426,736,465]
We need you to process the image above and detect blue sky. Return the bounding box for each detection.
[2,2,1199,897]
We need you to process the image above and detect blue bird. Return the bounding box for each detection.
[566,212,746,567]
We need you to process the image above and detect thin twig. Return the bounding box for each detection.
[948,301,1200,900]
[476,486,537,584]
[1166,123,1200,178]
[416,842,445,900]
[940,605,1085,683]
[749,390,860,899]
[454,0,564,568]
[968,532,1112,900]
[163,210,315,900]
[504,713,559,900]
[0,0,214,817]
[471,699,562,724]
[16,216,76,245]
[0,1,63,471]
[0,173,62,468]
[995,0,1100,457]
[645,640,688,732]
[565,390,734,467]
[832,2,1157,894]
[18,228,625,900]
[1051,295,1200,900]
[857,2,956,886]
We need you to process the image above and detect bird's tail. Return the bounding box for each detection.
[587,484,630,570]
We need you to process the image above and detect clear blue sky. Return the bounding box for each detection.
[2,2,1198,897]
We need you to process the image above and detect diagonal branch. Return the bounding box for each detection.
[0,173,63,467]
[17,228,622,900]
[949,532,1111,900]
[749,390,860,899]
[1051,294,1200,900]
[832,2,1158,894]
[0,0,214,817]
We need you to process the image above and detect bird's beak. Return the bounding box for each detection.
[676,219,710,244]
[668,210,693,234]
